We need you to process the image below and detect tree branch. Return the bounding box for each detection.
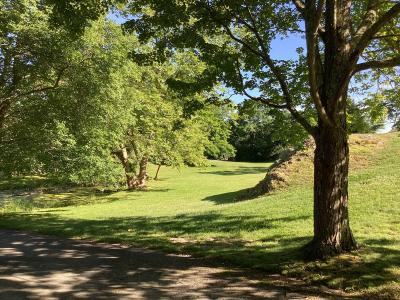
[286,106,317,137]
[235,60,317,136]
[351,2,400,60]
[354,56,400,73]
[292,0,306,15]
[221,24,264,59]
[292,0,326,41]
[353,0,381,41]
[304,0,335,127]
[372,33,400,39]
[238,8,297,110]
[207,3,317,136]
[10,66,67,99]
[235,60,286,109]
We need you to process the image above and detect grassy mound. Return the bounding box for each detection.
[245,134,391,198]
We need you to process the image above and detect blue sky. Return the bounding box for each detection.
[270,34,305,60]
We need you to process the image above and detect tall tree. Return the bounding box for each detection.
[202,103,236,161]
[0,0,117,129]
[124,0,400,257]
[0,16,233,189]
[115,58,234,189]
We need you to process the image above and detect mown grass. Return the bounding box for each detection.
[0,133,399,299]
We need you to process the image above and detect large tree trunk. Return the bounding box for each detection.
[306,123,357,258]
[114,147,149,189]
[304,1,359,256]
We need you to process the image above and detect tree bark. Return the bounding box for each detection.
[126,174,136,189]
[133,156,148,187]
[114,147,136,189]
[154,164,161,180]
[301,1,358,257]
[114,146,149,189]
[305,122,357,258]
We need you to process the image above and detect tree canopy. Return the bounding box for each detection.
[230,100,308,162]
[0,0,79,127]
[0,7,234,188]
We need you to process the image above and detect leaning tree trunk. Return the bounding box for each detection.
[154,164,161,180]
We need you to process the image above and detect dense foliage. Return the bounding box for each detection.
[0,2,234,188]
[230,100,308,162]
[0,0,77,127]
[366,71,400,131]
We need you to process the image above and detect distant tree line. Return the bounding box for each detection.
[228,98,385,162]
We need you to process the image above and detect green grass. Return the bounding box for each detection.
[0,133,399,299]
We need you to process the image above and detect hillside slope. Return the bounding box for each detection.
[245,133,392,198]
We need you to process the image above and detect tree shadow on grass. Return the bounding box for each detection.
[0,213,322,299]
[282,237,400,298]
[202,188,252,204]
[3,181,180,208]
[200,166,269,176]
[2,186,172,211]
[125,187,172,193]
[0,212,398,298]
[0,212,309,268]
[335,238,400,291]
[0,176,62,191]
[0,190,120,211]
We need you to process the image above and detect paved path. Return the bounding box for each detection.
[0,230,329,299]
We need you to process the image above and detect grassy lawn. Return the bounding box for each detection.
[0,133,399,298]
